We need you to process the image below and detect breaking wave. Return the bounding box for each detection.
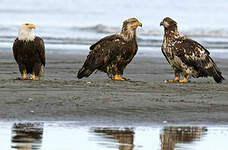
[70,24,228,38]
[0,36,228,50]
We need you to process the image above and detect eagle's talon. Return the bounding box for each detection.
[122,77,129,81]
[112,75,127,81]
[21,72,27,80]
[30,74,38,80]
[164,76,179,83]
[179,77,188,83]
[165,79,179,83]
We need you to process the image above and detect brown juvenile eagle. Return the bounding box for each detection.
[13,23,45,80]
[160,17,224,83]
[77,18,142,80]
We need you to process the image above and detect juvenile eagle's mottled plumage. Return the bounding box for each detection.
[160,17,224,83]
[77,18,142,80]
[13,23,45,80]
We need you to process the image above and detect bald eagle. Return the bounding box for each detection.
[77,18,142,80]
[160,17,224,83]
[13,23,45,80]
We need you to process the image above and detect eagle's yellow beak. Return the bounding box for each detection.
[132,21,142,28]
[135,21,142,27]
[29,24,36,29]
[160,21,164,26]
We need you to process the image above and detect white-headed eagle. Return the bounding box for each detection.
[160,17,224,83]
[77,18,142,80]
[13,23,45,80]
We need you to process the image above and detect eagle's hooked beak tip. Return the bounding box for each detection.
[32,25,36,29]
[30,24,36,29]
[137,22,142,27]
[160,22,163,26]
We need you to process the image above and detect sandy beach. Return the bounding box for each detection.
[0,52,228,125]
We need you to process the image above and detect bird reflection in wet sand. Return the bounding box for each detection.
[160,126,207,150]
[11,122,44,150]
[94,127,134,150]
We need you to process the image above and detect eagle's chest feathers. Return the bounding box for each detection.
[163,37,175,61]
[118,38,137,61]
[163,34,183,68]
[19,40,36,53]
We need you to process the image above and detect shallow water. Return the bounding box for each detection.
[1,122,228,150]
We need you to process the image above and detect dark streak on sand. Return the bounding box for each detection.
[0,52,228,126]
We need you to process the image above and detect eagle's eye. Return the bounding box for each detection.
[25,23,29,25]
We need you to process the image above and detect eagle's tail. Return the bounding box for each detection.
[212,69,225,83]
[77,66,94,79]
[209,61,225,83]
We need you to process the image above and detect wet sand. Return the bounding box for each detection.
[0,52,228,125]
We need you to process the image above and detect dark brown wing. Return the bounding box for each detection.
[34,37,45,66]
[172,38,224,82]
[12,38,21,63]
[172,38,211,69]
[89,35,119,50]
[85,34,125,68]
[161,45,171,65]
[77,34,127,78]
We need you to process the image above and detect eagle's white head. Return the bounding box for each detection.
[18,23,36,41]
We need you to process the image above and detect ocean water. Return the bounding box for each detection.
[0,0,228,58]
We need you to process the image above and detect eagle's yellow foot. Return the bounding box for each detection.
[179,77,188,83]
[112,75,126,81]
[30,74,38,80]
[166,77,179,83]
[21,73,27,80]
[38,69,43,77]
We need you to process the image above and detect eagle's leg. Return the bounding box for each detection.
[38,68,43,77]
[38,68,43,80]
[166,70,180,82]
[22,70,27,80]
[112,75,126,81]
[179,76,188,83]
[19,64,27,79]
